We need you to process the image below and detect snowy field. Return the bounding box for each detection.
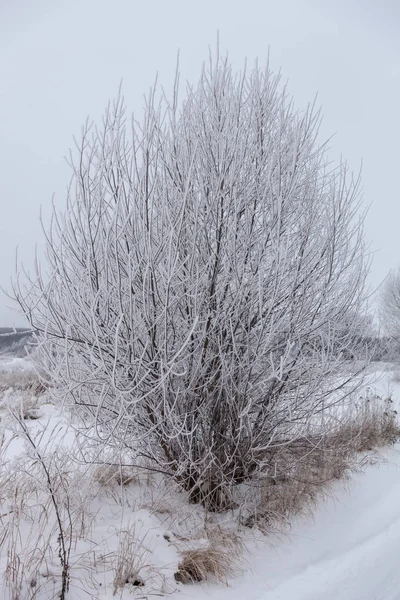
[0,356,399,600]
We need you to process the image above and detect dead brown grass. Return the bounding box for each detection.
[112,526,148,594]
[173,522,244,585]
[243,394,400,531]
[174,544,239,585]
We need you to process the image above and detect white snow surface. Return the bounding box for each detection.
[1,356,400,600]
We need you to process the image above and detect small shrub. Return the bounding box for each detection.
[16,52,370,511]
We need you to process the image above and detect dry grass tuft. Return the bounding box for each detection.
[112,526,149,595]
[174,543,240,585]
[173,523,244,585]
[329,394,400,454]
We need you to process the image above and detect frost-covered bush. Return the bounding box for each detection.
[15,53,370,510]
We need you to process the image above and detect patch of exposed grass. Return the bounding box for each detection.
[242,394,399,531]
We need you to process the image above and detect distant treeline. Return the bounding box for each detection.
[0,328,35,357]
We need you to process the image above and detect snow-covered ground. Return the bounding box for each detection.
[0,356,400,600]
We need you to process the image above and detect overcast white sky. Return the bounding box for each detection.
[0,0,399,326]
